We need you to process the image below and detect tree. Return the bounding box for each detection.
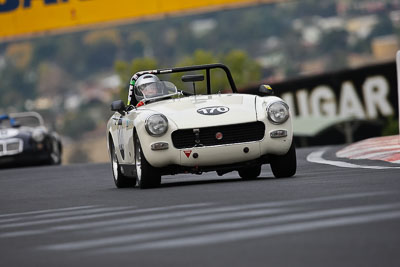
[222,50,261,88]
[369,14,394,39]
[319,29,349,53]
[5,42,33,69]
[0,65,37,108]
[61,111,96,139]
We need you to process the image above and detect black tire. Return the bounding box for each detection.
[238,165,261,180]
[110,141,134,188]
[134,134,161,189]
[48,139,62,165]
[270,142,297,178]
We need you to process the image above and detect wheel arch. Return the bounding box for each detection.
[107,131,114,155]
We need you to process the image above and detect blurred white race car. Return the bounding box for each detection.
[107,63,296,188]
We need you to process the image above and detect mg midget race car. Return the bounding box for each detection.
[0,112,62,167]
[107,63,296,188]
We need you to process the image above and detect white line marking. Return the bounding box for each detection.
[352,150,400,160]
[41,203,400,251]
[6,209,285,238]
[0,207,134,229]
[0,206,95,218]
[307,149,400,169]
[51,205,286,231]
[0,207,130,224]
[92,208,291,234]
[49,191,391,232]
[0,218,21,224]
[100,210,400,253]
[0,203,211,232]
[95,202,400,234]
[0,229,49,238]
[0,193,390,238]
[337,145,400,158]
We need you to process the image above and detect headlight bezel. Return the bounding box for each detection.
[145,114,169,137]
[267,101,290,124]
[32,129,46,142]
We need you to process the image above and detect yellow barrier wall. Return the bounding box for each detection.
[0,0,279,39]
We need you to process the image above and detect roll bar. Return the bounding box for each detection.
[128,63,238,105]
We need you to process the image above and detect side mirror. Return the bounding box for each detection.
[259,84,274,96]
[182,74,204,96]
[182,74,204,83]
[111,100,126,115]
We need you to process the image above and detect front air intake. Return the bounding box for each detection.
[171,121,265,149]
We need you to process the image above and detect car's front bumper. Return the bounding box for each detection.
[0,150,51,168]
[140,121,293,168]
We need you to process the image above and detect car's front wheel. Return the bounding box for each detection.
[49,139,62,165]
[270,142,297,178]
[110,141,134,188]
[134,134,161,189]
[238,165,261,179]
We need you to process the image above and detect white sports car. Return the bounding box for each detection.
[107,64,296,188]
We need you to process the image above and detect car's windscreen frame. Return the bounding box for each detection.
[132,63,238,95]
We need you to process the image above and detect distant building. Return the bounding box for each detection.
[346,15,378,38]
[372,35,399,61]
[347,53,375,68]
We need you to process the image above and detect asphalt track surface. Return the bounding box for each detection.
[0,146,399,267]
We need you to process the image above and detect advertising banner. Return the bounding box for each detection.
[246,61,398,120]
[0,0,279,40]
[243,61,398,145]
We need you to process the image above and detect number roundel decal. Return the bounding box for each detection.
[197,106,230,115]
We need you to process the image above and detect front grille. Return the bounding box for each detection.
[0,139,23,156]
[172,121,265,149]
[6,142,20,152]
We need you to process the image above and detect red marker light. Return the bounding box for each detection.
[215,132,223,140]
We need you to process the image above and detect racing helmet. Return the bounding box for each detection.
[134,74,163,101]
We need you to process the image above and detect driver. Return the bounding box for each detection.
[142,82,159,98]
[134,74,163,101]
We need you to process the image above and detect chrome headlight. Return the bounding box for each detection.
[267,101,289,124]
[145,114,168,136]
[32,129,45,142]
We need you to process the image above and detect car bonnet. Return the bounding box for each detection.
[142,94,258,128]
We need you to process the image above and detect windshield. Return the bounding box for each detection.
[162,68,233,95]
[13,116,41,127]
[0,115,41,129]
[0,116,14,129]
[135,81,178,101]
